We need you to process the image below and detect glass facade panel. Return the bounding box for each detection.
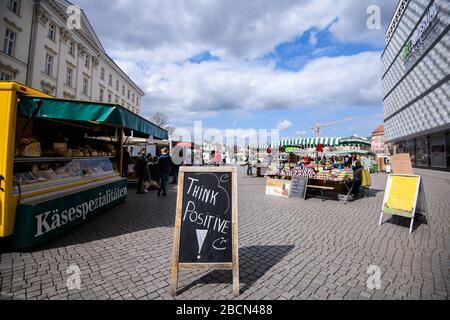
[430,134,446,168]
[416,137,429,167]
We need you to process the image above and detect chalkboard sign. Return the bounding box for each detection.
[289,176,308,200]
[170,167,239,296]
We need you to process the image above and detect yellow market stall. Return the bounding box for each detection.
[0,82,168,248]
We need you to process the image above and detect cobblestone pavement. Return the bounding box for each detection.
[1,168,449,300]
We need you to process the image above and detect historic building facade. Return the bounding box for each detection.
[0,0,144,114]
[382,0,450,170]
[371,125,389,156]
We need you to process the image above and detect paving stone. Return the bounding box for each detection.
[0,169,449,300]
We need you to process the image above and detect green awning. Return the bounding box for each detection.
[18,95,168,140]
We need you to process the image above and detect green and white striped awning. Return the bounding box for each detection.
[339,136,371,146]
[270,137,342,148]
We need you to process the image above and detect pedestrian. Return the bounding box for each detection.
[158,148,171,196]
[135,148,150,194]
[352,160,364,198]
[213,150,222,166]
[121,147,132,178]
[246,155,252,175]
[171,150,182,184]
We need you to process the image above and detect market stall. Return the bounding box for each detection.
[265,167,355,201]
[0,82,168,247]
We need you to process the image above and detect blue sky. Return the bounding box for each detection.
[75,0,398,139]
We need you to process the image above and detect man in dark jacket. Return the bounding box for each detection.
[158,148,171,196]
[122,147,132,178]
[136,148,150,194]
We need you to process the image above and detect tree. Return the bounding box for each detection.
[151,112,175,134]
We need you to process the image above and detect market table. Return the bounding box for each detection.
[264,174,354,201]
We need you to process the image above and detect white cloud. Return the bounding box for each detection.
[124,51,382,122]
[309,32,318,46]
[71,0,393,125]
[277,120,293,131]
[329,0,398,45]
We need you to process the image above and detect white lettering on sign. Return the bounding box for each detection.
[402,3,439,62]
[35,186,127,238]
[182,201,230,235]
[186,177,219,206]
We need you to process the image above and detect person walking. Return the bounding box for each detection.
[121,147,132,178]
[158,148,171,196]
[171,152,181,184]
[213,150,222,166]
[135,148,150,194]
[246,155,253,175]
[352,160,364,198]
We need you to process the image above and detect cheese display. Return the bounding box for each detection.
[17,137,42,157]
[13,158,115,191]
[12,122,121,193]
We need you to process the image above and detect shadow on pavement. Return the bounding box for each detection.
[177,245,294,295]
[384,213,428,232]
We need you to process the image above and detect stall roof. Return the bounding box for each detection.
[271,137,342,148]
[270,136,372,148]
[18,95,168,140]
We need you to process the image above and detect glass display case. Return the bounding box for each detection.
[12,116,120,195]
[13,157,118,194]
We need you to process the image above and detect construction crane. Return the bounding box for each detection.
[309,117,356,137]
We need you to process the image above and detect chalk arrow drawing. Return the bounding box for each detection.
[212,237,228,251]
[196,229,208,259]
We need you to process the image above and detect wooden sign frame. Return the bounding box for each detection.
[265,178,291,198]
[379,174,422,234]
[390,153,414,175]
[170,166,239,297]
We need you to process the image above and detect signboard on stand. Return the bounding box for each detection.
[170,167,239,296]
[265,178,291,198]
[289,176,308,200]
[379,174,427,234]
[390,153,413,175]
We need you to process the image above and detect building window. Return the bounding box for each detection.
[108,74,112,86]
[42,88,52,95]
[4,29,15,56]
[66,67,73,87]
[69,40,75,56]
[132,93,135,103]
[127,90,130,99]
[416,137,429,167]
[116,80,119,91]
[7,0,20,15]
[108,93,112,103]
[44,54,53,76]
[136,97,139,107]
[115,97,119,104]
[431,134,446,168]
[85,55,90,68]
[0,72,13,81]
[99,88,104,102]
[82,78,89,95]
[122,85,125,95]
[48,22,56,41]
[100,67,105,80]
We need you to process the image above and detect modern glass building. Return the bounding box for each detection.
[382,0,450,170]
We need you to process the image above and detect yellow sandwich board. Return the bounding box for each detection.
[379,174,424,234]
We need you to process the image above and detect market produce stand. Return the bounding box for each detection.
[264,168,355,202]
[0,82,168,248]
